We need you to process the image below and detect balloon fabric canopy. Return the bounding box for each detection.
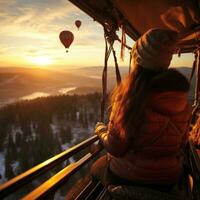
[69,0,200,54]
[59,31,74,52]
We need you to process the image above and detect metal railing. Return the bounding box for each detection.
[0,135,103,199]
[1,135,200,200]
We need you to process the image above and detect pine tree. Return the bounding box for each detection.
[59,126,66,144]
[7,134,17,161]
[5,151,15,179]
[89,112,94,123]
[18,141,30,172]
[79,111,83,125]
[83,110,88,128]
[15,131,22,147]
[0,130,4,151]
[21,121,31,137]
[54,133,62,154]
[66,126,72,142]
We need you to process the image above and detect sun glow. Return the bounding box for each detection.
[29,56,52,66]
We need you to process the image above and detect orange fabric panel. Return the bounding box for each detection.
[114,0,200,34]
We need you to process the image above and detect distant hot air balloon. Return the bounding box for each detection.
[59,31,74,52]
[75,20,81,30]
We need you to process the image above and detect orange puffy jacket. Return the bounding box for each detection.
[96,91,191,184]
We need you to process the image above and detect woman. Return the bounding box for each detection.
[91,28,191,192]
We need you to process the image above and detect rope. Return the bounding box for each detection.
[194,49,200,106]
[117,38,131,50]
[189,49,200,124]
[101,32,108,122]
[112,47,121,85]
[120,25,126,61]
[100,27,123,121]
[129,51,132,74]
[101,29,114,122]
[189,52,198,83]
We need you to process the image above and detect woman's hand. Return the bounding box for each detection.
[95,122,107,137]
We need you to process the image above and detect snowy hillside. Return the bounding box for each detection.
[0,93,101,199]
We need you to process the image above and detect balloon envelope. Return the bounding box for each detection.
[59,31,74,49]
[75,20,81,29]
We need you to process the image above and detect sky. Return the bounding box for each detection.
[0,0,194,69]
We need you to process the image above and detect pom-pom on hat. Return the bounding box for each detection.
[131,28,178,71]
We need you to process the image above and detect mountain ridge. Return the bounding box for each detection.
[0,66,193,104]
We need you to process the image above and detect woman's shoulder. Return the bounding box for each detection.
[149,68,190,93]
[146,101,191,125]
[145,106,191,134]
[149,91,191,116]
[146,108,167,122]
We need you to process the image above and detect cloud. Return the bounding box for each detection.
[0,0,76,33]
[0,0,119,67]
[0,0,103,45]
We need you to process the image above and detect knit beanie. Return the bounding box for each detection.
[131,28,178,71]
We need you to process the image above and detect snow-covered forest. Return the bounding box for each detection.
[0,93,102,199]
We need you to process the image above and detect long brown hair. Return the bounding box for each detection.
[109,65,159,143]
[109,66,190,147]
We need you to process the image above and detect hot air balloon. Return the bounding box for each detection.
[75,20,81,30]
[59,31,74,52]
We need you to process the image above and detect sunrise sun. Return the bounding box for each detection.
[29,56,52,66]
